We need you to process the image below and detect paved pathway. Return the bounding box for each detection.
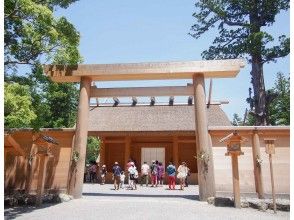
[5,184,290,220]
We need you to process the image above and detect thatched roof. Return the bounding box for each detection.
[88,105,231,132]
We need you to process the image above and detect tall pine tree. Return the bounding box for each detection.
[190,0,289,125]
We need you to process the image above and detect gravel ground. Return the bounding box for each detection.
[5,184,290,220]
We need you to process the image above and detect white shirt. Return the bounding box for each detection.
[128,166,137,174]
[120,174,125,182]
[141,164,150,175]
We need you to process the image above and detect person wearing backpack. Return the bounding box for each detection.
[112,162,122,190]
[128,162,138,190]
[150,160,158,187]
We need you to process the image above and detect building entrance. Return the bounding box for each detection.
[141,148,165,167]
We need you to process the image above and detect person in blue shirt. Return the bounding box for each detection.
[112,162,122,190]
[166,161,176,190]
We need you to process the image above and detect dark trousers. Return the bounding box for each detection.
[90,172,96,183]
[140,174,149,186]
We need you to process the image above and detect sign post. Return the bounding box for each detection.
[220,132,246,208]
[264,138,277,213]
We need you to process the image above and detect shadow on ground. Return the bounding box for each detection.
[82,192,199,201]
[4,203,58,220]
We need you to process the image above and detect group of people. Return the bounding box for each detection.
[111,160,191,190]
[85,160,191,191]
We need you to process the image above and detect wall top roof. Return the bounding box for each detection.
[43,59,245,82]
[88,105,231,132]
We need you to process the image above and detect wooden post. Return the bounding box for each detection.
[251,131,264,199]
[269,154,277,213]
[68,76,91,198]
[125,137,131,170]
[172,136,179,168]
[193,74,215,201]
[231,153,241,208]
[25,136,38,194]
[36,154,49,206]
[100,137,106,166]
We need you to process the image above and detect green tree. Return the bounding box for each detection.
[86,137,101,164]
[4,82,37,128]
[190,0,290,125]
[4,0,81,129]
[5,64,79,129]
[267,72,290,125]
[231,113,243,126]
[4,0,81,69]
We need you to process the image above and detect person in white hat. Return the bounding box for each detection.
[128,162,138,190]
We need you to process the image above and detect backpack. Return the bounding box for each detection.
[151,164,157,175]
[134,170,139,179]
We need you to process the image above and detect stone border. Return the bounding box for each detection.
[207,197,290,212]
[4,192,73,207]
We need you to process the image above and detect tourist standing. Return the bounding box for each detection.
[157,162,165,186]
[185,165,191,187]
[150,160,158,187]
[120,171,126,189]
[128,162,138,190]
[166,161,176,190]
[100,165,107,185]
[177,162,188,190]
[126,159,133,188]
[89,162,97,183]
[112,162,122,190]
[140,162,150,186]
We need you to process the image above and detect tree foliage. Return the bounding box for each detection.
[267,72,290,125]
[233,72,289,126]
[86,137,101,164]
[4,82,37,128]
[231,113,243,126]
[4,0,81,69]
[5,64,79,129]
[190,0,290,125]
[4,0,81,129]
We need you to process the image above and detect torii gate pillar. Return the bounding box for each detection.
[193,74,215,201]
[68,76,91,198]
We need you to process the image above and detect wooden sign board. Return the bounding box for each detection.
[264,139,276,155]
[227,141,241,153]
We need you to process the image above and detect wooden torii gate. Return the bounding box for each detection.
[44,59,245,201]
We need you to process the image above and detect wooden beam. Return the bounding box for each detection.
[124,137,131,170]
[36,154,49,206]
[188,96,193,105]
[173,136,179,168]
[169,96,174,106]
[6,135,25,156]
[252,131,264,199]
[193,74,215,201]
[150,97,155,106]
[113,97,120,106]
[207,79,213,108]
[132,97,137,106]
[90,85,194,98]
[68,76,91,199]
[44,59,245,82]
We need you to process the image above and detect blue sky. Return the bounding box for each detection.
[55,0,290,120]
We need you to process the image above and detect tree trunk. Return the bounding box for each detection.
[249,6,267,126]
[250,56,267,125]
